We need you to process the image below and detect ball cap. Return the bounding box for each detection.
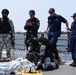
[48,8,55,13]
[29,10,35,15]
[71,13,76,17]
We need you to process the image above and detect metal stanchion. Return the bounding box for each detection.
[67,32,71,53]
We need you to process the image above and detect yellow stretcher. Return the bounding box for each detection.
[18,69,43,75]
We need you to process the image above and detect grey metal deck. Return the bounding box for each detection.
[43,63,76,75]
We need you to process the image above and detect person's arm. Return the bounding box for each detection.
[65,21,69,30]
[65,21,71,32]
[9,20,15,38]
[44,24,50,33]
[60,16,70,31]
[24,21,32,30]
[44,16,50,33]
[9,19,15,47]
[0,18,1,27]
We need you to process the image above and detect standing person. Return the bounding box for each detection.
[44,8,69,63]
[24,10,40,50]
[0,9,15,61]
[69,13,76,67]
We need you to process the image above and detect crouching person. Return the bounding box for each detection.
[0,9,15,61]
[37,33,59,70]
[26,36,40,65]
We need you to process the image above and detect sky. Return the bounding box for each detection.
[0,0,76,32]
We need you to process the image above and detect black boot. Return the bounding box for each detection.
[37,64,43,70]
[54,59,59,69]
[70,61,75,66]
[72,60,76,67]
[69,60,76,67]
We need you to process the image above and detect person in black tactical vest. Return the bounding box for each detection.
[24,10,40,50]
[0,9,15,61]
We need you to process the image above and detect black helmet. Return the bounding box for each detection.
[29,10,35,15]
[1,9,9,14]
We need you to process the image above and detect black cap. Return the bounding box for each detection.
[29,10,35,15]
[1,9,9,14]
[48,8,55,13]
[71,13,76,17]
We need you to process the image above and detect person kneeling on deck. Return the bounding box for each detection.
[0,9,15,61]
[37,33,59,70]
[26,36,40,65]
[26,35,59,70]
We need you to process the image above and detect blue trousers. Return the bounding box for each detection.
[47,32,59,60]
[70,38,76,61]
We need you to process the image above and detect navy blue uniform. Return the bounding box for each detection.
[24,17,40,49]
[47,14,67,60]
[70,21,76,61]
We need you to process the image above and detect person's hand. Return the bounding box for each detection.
[26,22,32,26]
[11,37,15,42]
[43,30,48,34]
[66,28,71,32]
[37,61,41,67]
[11,37,15,47]
[28,22,32,26]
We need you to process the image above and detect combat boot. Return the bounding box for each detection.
[70,60,76,67]
[72,60,76,67]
